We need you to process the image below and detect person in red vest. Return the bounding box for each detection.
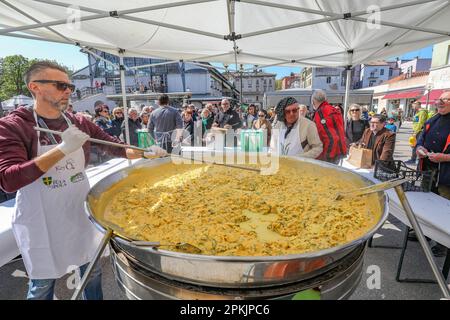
[311,90,347,164]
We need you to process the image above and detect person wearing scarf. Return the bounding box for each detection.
[270,97,322,158]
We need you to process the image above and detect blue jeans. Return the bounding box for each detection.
[27,263,103,300]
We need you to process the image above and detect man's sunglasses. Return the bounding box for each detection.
[350,109,360,112]
[33,80,76,93]
[285,108,299,114]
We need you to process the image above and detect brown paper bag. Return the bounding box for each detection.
[347,145,373,169]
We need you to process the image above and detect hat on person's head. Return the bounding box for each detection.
[94,100,104,108]
[275,97,297,122]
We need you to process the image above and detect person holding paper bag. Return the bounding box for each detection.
[356,114,396,166]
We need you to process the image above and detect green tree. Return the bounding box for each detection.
[0,56,73,101]
[0,55,33,101]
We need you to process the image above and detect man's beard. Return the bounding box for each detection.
[44,96,69,111]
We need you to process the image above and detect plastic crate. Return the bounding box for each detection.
[374,160,435,192]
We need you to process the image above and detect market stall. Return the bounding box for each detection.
[1,0,450,299]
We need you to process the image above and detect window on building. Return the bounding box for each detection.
[247,79,252,89]
[407,66,413,78]
[326,76,331,84]
[380,69,384,75]
[389,69,393,77]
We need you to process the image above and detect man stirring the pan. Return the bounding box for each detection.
[0,61,166,300]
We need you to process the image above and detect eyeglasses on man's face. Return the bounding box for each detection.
[33,80,76,93]
[284,108,299,114]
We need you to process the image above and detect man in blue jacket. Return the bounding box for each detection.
[416,91,450,200]
[416,91,450,257]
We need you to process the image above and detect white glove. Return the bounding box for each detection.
[57,126,90,155]
[143,145,168,158]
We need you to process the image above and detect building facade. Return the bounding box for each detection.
[300,67,347,91]
[224,71,276,106]
[281,73,301,89]
[71,50,237,111]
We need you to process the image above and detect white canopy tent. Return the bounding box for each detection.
[1,95,34,109]
[1,0,450,298]
[1,0,450,120]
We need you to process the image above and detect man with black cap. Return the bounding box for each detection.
[270,97,323,158]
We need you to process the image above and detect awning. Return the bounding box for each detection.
[382,89,423,100]
[418,89,447,104]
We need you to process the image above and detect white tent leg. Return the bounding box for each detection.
[119,52,131,147]
[343,51,353,127]
[343,68,352,124]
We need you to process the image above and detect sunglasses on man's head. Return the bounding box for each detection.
[33,80,76,93]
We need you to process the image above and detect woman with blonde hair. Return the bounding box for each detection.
[345,103,369,147]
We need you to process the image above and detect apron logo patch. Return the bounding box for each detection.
[70,172,85,184]
[42,177,67,189]
[55,158,76,173]
[42,177,53,186]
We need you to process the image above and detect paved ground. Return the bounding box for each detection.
[1,121,448,300]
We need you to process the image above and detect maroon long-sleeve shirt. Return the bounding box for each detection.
[0,107,127,193]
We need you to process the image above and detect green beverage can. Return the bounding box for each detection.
[240,129,263,152]
[137,129,154,148]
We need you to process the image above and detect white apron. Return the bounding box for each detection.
[12,111,102,279]
[271,120,304,156]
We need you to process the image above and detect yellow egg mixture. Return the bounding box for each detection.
[90,159,382,256]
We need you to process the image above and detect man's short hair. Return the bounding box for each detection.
[158,94,170,105]
[94,100,104,108]
[312,89,327,104]
[412,101,421,106]
[372,114,386,123]
[24,61,67,84]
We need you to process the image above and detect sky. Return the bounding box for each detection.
[0,35,434,79]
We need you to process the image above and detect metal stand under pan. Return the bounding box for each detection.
[110,241,366,300]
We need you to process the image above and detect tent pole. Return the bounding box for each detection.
[343,51,353,128]
[119,51,131,149]
[240,0,441,18]
[0,12,110,35]
[233,42,242,105]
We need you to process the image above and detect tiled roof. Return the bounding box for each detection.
[383,71,430,84]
